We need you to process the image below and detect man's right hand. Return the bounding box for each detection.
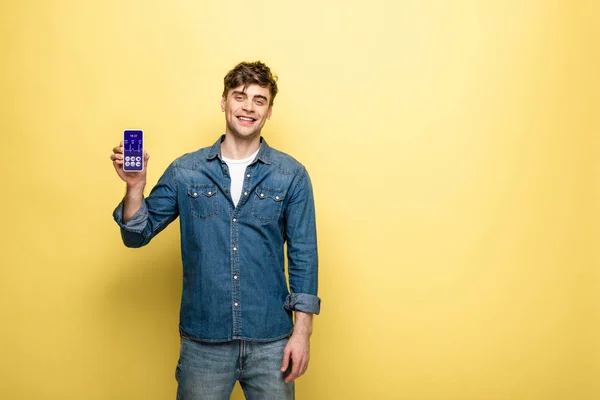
[110,141,150,189]
[110,141,150,223]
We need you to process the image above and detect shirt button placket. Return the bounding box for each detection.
[232,165,253,338]
[232,215,241,337]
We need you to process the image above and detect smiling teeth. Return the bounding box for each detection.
[238,116,254,121]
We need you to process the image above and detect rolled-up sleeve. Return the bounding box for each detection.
[112,163,179,248]
[283,293,321,315]
[284,167,321,315]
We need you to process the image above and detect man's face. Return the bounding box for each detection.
[221,84,273,140]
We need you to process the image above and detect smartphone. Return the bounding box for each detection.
[123,129,144,172]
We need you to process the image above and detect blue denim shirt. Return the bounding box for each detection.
[113,136,320,342]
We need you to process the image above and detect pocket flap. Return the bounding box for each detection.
[188,185,217,198]
[254,187,286,202]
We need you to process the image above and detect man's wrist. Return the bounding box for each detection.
[292,328,312,338]
[292,311,313,337]
[126,182,145,196]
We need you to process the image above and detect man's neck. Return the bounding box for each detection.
[221,133,261,160]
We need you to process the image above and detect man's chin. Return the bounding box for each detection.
[227,129,261,141]
[225,120,265,139]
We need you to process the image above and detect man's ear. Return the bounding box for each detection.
[221,97,225,112]
[267,106,273,120]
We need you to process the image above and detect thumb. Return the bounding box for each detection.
[281,346,291,372]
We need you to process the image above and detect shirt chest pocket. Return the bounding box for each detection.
[251,186,286,224]
[187,185,218,220]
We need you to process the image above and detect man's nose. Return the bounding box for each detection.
[242,100,255,111]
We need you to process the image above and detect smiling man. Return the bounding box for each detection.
[110,61,320,399]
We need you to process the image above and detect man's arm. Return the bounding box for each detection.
[111,141,148,222]
[121,182,146,223]
[280,167,321,382]
[110,142,179,247]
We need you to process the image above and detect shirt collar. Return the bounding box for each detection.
[207,135,273,165]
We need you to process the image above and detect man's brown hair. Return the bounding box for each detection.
[223,61,278,106]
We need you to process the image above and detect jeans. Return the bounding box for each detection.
[176,335,294,400]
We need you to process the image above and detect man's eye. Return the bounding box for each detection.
[235,95,244,101]
[255,101,264,106]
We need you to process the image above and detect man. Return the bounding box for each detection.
[110,61,320,399]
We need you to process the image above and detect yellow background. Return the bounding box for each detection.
[1,0,598,399]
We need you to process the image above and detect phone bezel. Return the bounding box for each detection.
[123,129,144,172]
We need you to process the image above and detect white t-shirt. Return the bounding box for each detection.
[222,149,259,207]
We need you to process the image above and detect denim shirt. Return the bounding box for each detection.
[113,136,320,342]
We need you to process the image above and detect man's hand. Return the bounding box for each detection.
[281,312,313,383]
[110,141,150,223]
[110,141,150,188]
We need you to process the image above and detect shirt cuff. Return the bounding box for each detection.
[112,201,149,233]
[284,293,321,315]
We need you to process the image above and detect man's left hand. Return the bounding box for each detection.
[280,332,310,383]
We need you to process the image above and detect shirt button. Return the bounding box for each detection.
[246,174,250,178]
[260,193,264,197]
[233,218,237,222]
[234,303,239,306]
[233,247,237,251]
[275,196,279,200]
[244,192,248,196]
[234,275,238,280]
[208,191,212,195]
[225,189,230,194]
[193,192,197,196]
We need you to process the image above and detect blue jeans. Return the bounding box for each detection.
[175,335,294,400]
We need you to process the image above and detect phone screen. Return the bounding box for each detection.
[123,130,144,172]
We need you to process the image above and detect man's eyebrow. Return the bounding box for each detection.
[231,91,269,102]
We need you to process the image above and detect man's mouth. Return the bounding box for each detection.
[237,116,257,123]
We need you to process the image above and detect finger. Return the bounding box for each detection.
[143,150,150,160]
[298,357,309,378]
[293,354,307,379]
[113,145,124,154]
[112,161,123,174]
[285,354,301,383]
[280,347,291,373]
[110,153,123,162]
